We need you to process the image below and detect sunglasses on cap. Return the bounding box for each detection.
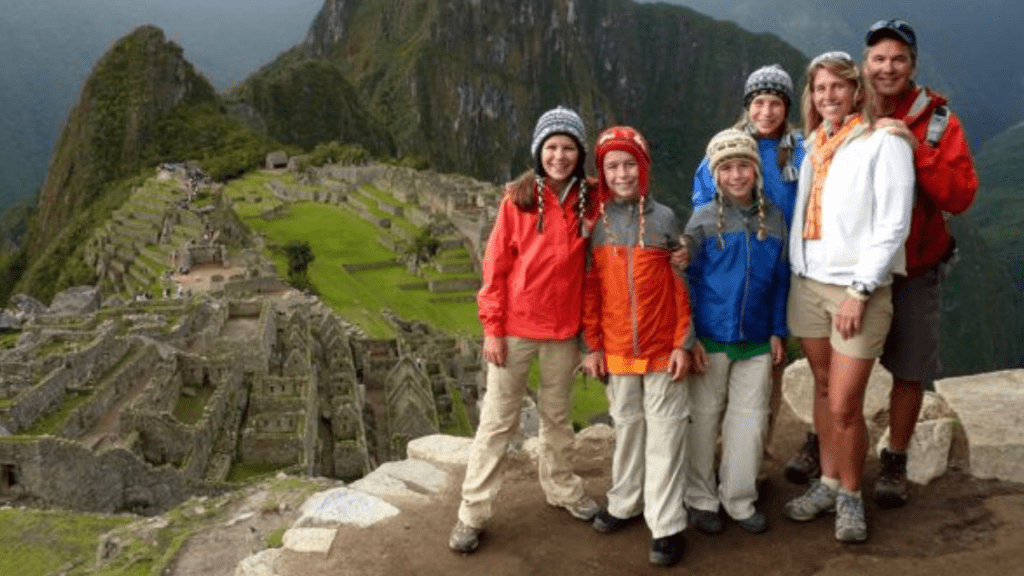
[866,19,917,54]
[808,51,854,69]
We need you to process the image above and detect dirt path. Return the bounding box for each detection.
[170,399,1024,576]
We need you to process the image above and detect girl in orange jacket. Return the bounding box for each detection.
[581,126,692,567]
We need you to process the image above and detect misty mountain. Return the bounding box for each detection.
[0,0,322,216]
[972,120,1024,291]
[232,0,807,215]
[646,0,1024,148]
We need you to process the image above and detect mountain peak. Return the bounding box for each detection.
[30,25,217,257]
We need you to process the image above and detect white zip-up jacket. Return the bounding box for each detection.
[790,126,914,291]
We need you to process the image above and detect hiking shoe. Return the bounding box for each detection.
[448,520,481,553]
[686,506,723,534]
[735,510,768,534]
[562,496,601,521]
[649,531,685,566]
[835,492,868,543]
[592,509,638,533]
[784,432,821,484]
[874,448,910,509]
[783,479,837,521]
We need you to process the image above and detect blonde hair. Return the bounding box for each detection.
[713,161,768,249]
[800,52,877,134]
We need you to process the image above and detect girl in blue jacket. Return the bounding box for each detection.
[683,128,789,535]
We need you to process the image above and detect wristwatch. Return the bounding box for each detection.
[846,281,871,303]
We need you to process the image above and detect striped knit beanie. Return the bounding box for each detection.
[744,64,794,110]
[530,107,587,178]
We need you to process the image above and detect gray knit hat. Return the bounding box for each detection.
[743,64,794,109]
[530,107,587,175]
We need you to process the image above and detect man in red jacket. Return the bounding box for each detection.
[864,19,979,508]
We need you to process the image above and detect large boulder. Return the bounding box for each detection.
[48,285,102,315]
[935,370,1024,483]
[8,293,46,315]
[781,358,894,439]
[406,434,472,467]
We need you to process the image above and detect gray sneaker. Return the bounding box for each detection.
[562,496,601,521]
[448,520,481,553]
[835,492,868,542]
[783,479,837,522]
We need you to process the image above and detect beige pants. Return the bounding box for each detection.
[605,372,690,538]
[685,352,771,521]
[458,337,584,528]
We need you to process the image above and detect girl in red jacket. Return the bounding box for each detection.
[449,107,601,554]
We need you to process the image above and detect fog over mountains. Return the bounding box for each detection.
[645,0,1024,148]
[3,0,1021,217]
[0,0,323,215]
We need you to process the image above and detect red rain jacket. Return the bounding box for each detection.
[890,87,978,276]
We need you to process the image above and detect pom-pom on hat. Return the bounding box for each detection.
[706,128,763,193]
[595,125,652,197]
[744,64,794,109]
[531,107,587,177]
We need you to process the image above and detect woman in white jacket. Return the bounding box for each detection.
[781,51,913,543]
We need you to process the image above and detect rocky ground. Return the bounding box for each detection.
[164,395,1024,576]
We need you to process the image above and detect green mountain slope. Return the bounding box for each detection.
[231,0,808,214]
[972,121,1024,291]
[3,26,280,304]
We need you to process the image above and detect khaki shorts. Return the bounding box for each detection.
[787,274,893,359]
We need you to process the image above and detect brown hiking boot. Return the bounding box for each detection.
[874,448,909,509]
[784,432,821,485]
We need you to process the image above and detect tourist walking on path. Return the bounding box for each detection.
[683,128,790,537]
[689,64,809,483]
[781,51,914,543]
[581,126,692,567]
[449,107,601,554]
[862,19,979,509]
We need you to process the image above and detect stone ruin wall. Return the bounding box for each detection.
[53,342,160,441]
[0,329,132,433]
[0,437,192,515]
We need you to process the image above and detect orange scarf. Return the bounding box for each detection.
[803,113,867,239]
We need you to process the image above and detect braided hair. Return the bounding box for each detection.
[505,170,590,237]
[714,185,768,249]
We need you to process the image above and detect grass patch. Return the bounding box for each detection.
[0,332,19,350]
[0,508,133,576]
[265,527,286,548]
[242,200,480,338]
[19,391,90,436]
[172,386,215,425]
[225,462,290,483]
[440,387,474,437]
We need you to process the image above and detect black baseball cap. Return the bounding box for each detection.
[865,19,917,59]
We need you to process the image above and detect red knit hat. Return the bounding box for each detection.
[595,126,651,199]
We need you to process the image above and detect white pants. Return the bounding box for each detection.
[685,352,771,521]
[605,372,690,538]
[458,337,584,528]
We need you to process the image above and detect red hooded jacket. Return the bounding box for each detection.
[477,177,598,339]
